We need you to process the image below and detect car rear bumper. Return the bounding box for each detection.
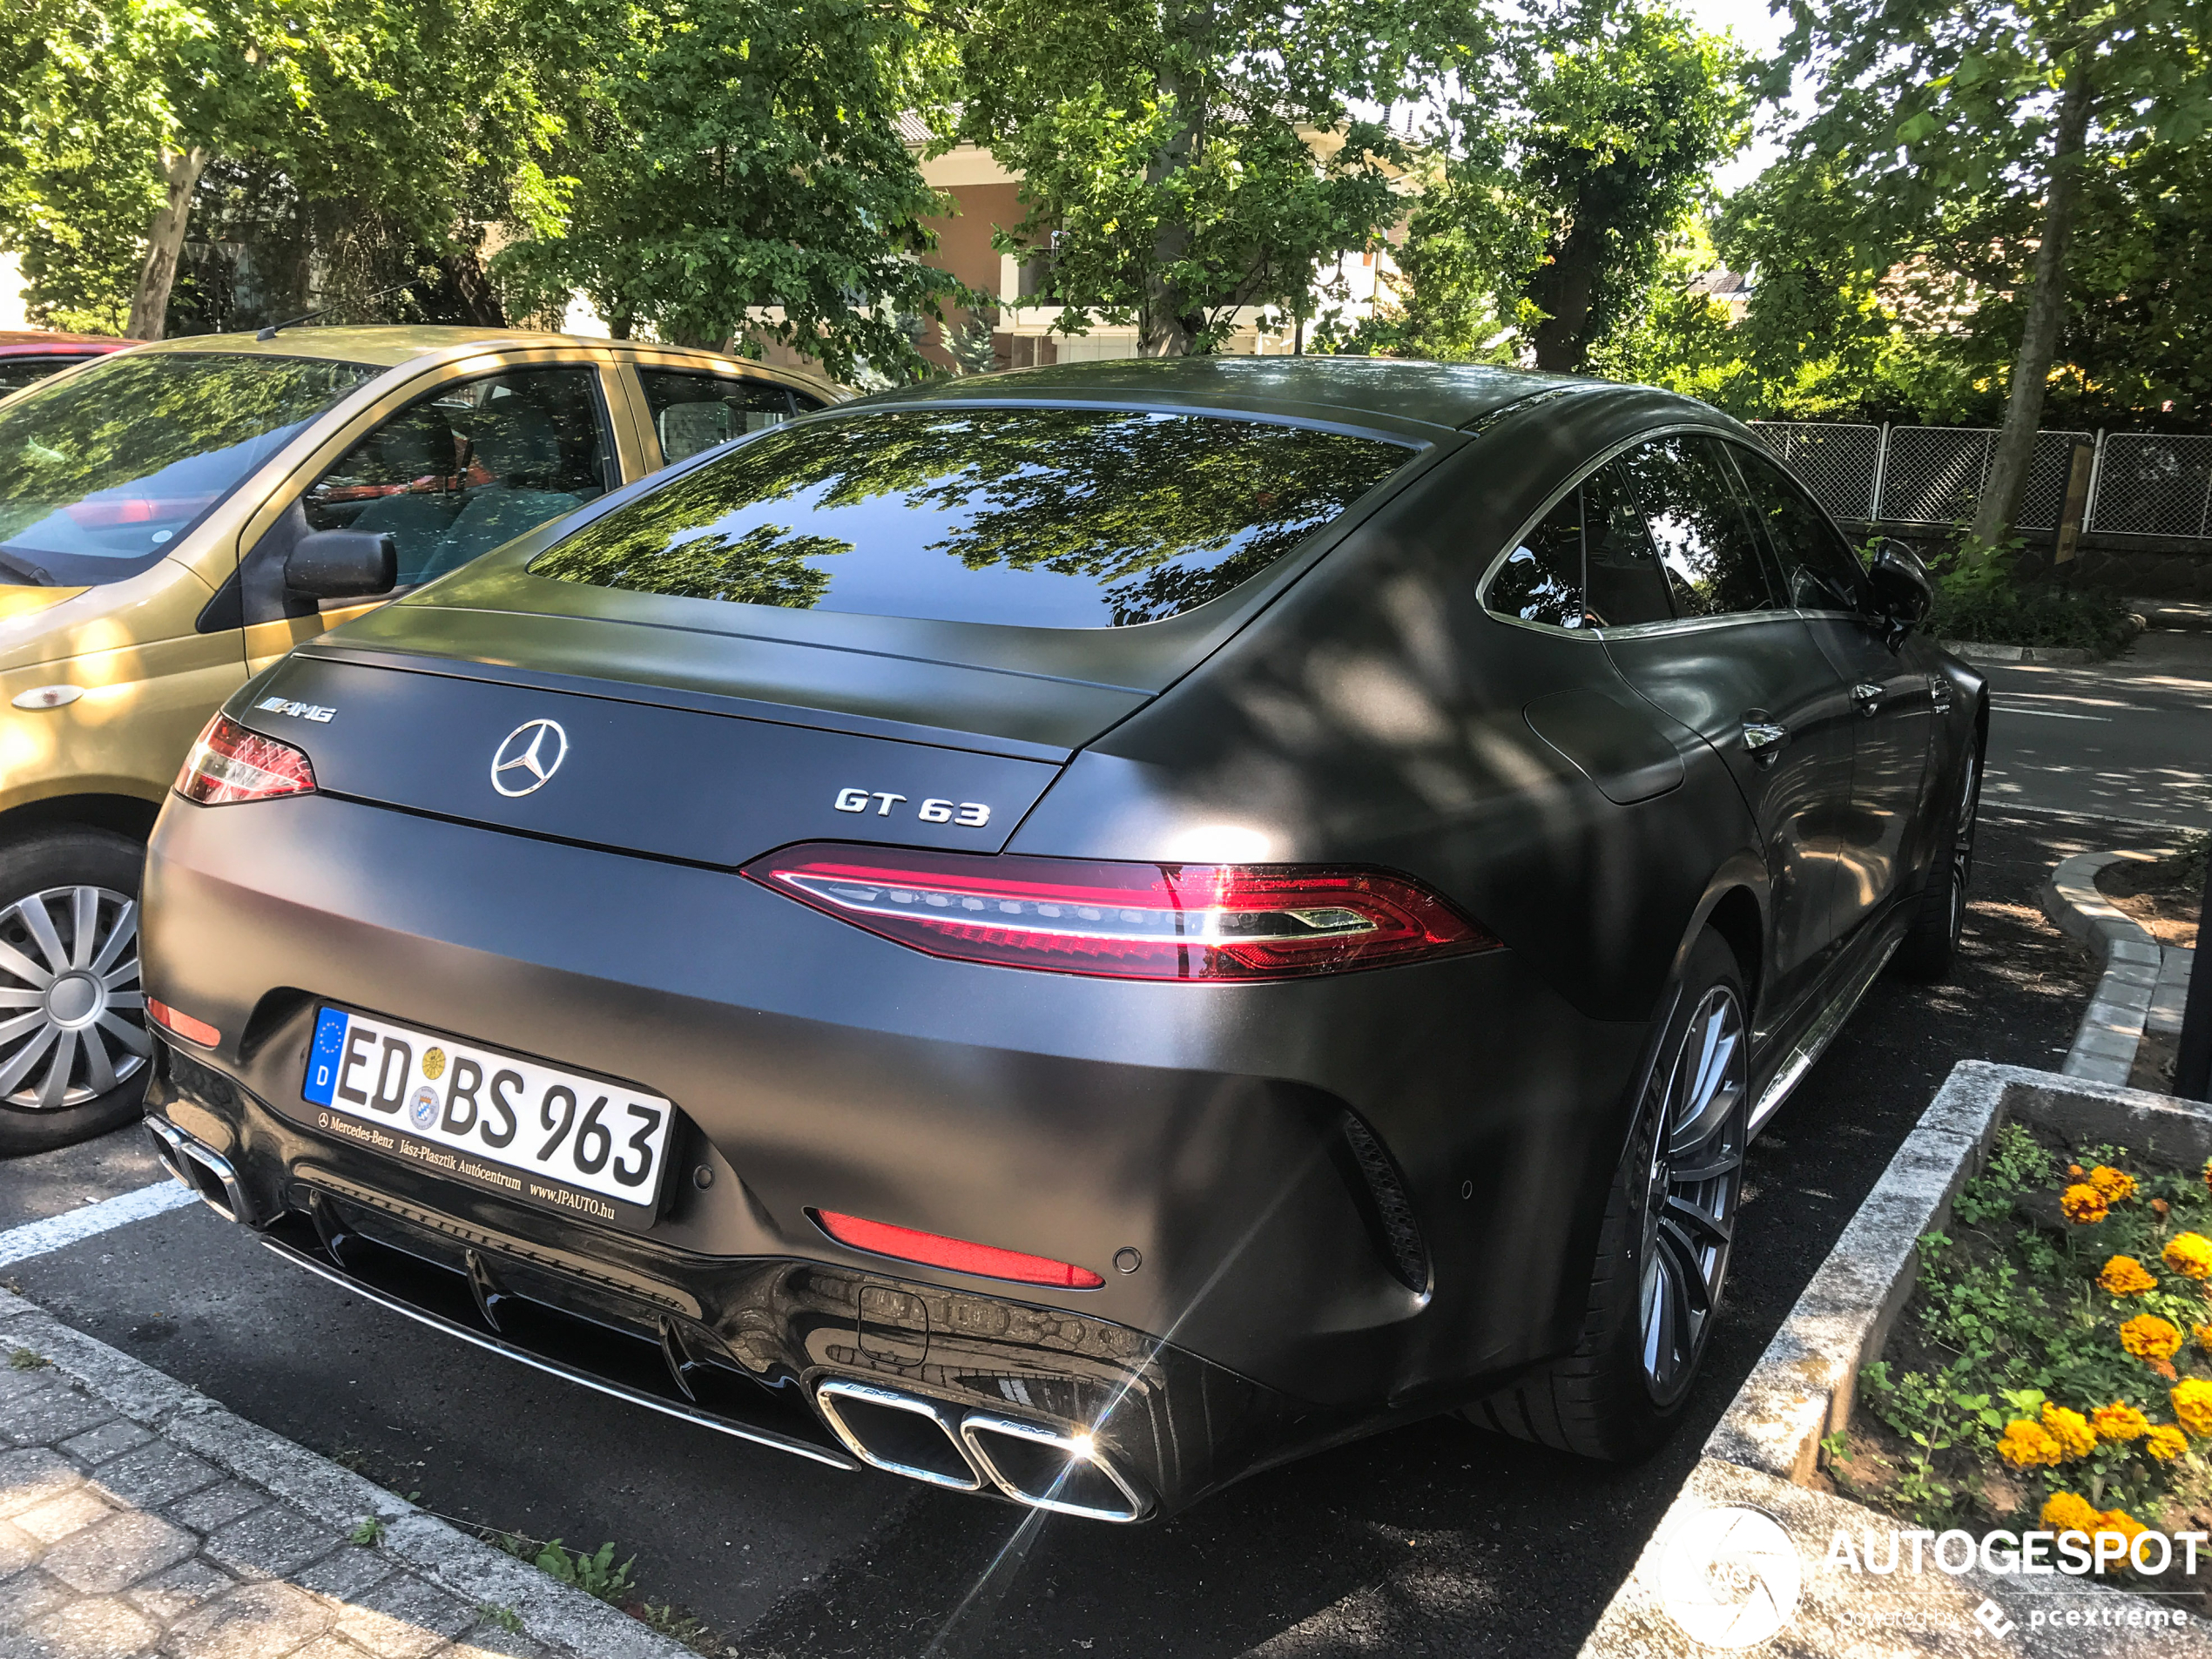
[143,790,1652,1513]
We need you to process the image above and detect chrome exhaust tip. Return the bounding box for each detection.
[814,1379,984,1493]
[959,1412,1152,1522]
[145,1116,253,1225]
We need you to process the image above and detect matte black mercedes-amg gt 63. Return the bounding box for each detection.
[139,359,1983,1521]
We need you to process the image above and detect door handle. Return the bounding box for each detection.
[1851,681,1884,717]
[1742,717,1789,765]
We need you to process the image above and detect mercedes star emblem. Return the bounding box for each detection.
[490,718,570,797]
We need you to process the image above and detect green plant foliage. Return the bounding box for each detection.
[950,0,1499,355]
[1847,1124,2212,1532]
[496,0,969,382]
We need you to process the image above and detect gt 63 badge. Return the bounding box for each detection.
[834,788,989,826]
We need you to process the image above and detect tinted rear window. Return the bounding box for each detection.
[529,408,1413,627]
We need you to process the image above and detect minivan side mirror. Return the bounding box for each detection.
[1866,538,1933,646]
[286,529,397,600]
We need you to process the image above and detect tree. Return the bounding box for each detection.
[0,0,575,339]
[1772,0,2212,543]
[1343,0,1746,371]
[495,0,969,383]
[1506,0,1749,371]
[950,0,1499,356]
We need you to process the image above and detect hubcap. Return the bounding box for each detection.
[0,886,149,1110]
[1638,985,1748,1406]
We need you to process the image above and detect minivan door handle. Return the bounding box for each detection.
[1851,681,1884,716]
[1742,716,1790,765]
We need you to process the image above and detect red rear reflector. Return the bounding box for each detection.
[743,845,1496,981]
[175,712,316,805]
[146,999,219,1047]
[811,1209,1105,1289]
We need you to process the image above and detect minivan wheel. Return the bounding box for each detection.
[1892,740,1981,984]
[1467,929,1749,1460]
[0,827,152,1157]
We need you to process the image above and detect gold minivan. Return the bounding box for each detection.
[0,327,838,1152]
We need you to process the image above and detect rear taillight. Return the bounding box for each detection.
[175,713,316,805]
[741,844,1496,981]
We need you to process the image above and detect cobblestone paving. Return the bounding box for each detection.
[0,1289,686,1659]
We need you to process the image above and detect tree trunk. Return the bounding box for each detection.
[1141,0,1210,355]
[1525,215,1607,372]
[1970,57,2096,548]
[125,145,210,341]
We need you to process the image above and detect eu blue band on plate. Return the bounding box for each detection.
[303,1008,350,1106]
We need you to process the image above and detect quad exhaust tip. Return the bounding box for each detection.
[145,1116,253,1225]
[813,1379,1151,1521]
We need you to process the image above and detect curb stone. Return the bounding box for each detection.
[1578,1062,2212,1658]
[2041,849,2196,1087]
[1942,638,2099,665]
[0,1285,696,1659]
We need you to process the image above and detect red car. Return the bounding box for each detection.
[0,329,129,397]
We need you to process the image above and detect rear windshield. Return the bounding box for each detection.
[529,407,1414,628]
[0,351,376,587]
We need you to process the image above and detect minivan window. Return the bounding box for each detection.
[530,408,1413,628]
[0,352,375,586]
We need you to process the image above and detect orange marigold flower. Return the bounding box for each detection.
[2196,1323,2212,1354]
[2061,1184,2111,1224]
[2173,1378,2212,1436]
[2071,1164,2087,1178]
[2043,1490,2102,1533]
[2100,1507,2149,1562]
[2154,1198,2172,1217]
[2092,1402,2151,1441]
[1998,1419,2064,1469]
[2166,1233,2212,1280]
[2089,1166,2138,1203]
[2101,1255,2159,1296]
[2044,1402,2099,1459]
[2202,1156,2212,1196]
[2123,1315,2185,1361]
[2148,1425,2190,1461]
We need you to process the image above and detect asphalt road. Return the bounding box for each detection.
[1980,625,2212,832]
[2,632,2191,1657]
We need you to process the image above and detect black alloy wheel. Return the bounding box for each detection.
[0,827,153,1156]
[1637,982,1748,1408]
[1469,927,1750,1460]
[1893,739,1982,982]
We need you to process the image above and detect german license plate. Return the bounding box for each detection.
[299,1005,674,1229]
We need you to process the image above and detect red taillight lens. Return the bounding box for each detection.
[146,998,220,1047]
[812,1209,1105,1289]
[742,844,1496,981]
[175,713,315,805]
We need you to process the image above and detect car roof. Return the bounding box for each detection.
[849,356,1602,435]
[0,330,126,356]
[122,327,842,400]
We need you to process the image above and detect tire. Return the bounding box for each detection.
[1467,929,1750,1461]
[0,826,153,1157]
[1891,736,1982,984]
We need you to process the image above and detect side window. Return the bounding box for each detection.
[1616,435,1779,618]
[1486,486,1586,629]
[1580,462,1674,628]
[303,368,611,588]
[1729,442,1874,612]
[640,370,825,466]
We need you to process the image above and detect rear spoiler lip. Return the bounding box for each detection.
[291,637,1103,765]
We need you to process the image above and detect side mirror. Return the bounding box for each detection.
[1866,538,1932,646]
[286,529,396,600]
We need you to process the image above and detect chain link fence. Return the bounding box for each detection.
[1746,422,2211,545]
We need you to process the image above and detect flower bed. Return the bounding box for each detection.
[1834,1119,2212,1595]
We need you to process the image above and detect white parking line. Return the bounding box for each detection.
[0,1179,201,1267]
[1993,707,2114,721]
